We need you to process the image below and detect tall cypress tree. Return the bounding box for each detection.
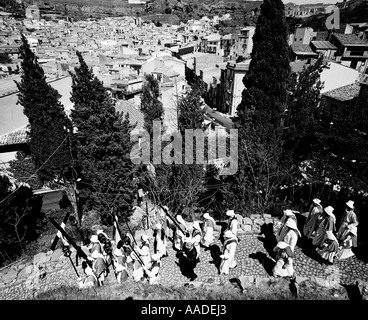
[140,73,164,136]
[15,34,72,183]
[70,51,137,224]
[228,0,291,213]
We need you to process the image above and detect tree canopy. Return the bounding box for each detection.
[15,34,72,184]
[70,51,137,224]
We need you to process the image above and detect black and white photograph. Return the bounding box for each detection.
[0,0,368,309]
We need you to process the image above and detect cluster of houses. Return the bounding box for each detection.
[1,3,368,160]
[284,0,366,18]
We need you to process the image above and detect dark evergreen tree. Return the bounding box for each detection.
[8,151,43,190]
[140,73,164,136]
[170,87,207,220]
[0,173,43,265]
[70,51,137,224]
[15,34,72,183]
[283,56,327,161]
[228,0,291,214]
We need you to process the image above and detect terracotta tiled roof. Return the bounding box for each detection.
[333,33,368,46]
[311,41,337,50]
[291,44,318,54]
[0,125,29,146]
[115,100,145,130]
[323,82,360,101]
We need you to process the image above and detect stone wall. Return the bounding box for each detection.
[0,248,85,300]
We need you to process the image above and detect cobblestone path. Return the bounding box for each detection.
[159,233,368,287]
[0,232,367,300]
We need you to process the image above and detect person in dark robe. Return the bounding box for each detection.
[303,198,323,239]
[320,231,339,265]
[178,240,198,281]
[312,206,336,248]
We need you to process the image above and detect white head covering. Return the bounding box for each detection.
[85,266,93,276]
[284,209,294,216]
[203,213,211,220]
[192,221,201,230]
[91,251,104,259]
[226,210,235,217]
[346,200,355,210]
[141,234,149,243]
[324,206,334,216]
[151,253,160,261]
[114,248,123,257]
[90,235,99,243]
[312,198,321,205]
[155,223,162,230]
[286,219,301,236]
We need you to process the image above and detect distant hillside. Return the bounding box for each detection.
[2,0,263,22]
[287,1,368,32]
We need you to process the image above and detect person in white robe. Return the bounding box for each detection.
[174,215,188,251]
[219,230,238,275]
[143,253,161,285]
[337,225,358,260]
[202,212,216,247]
[276,209,297,242]
[191,221,202,260]
[225,210,238,238]
[135,234,151,267]
[282,219,301,252]
[154,223,167,258]
[131,251,144,282]
[336,200,359,241]
[272,241,294,278]
[78,265,99,289]
[91,250,107,286]
[113,248,129,284]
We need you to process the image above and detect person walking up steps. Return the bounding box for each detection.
[320,231,339,265]
[225,210,238,238]
[143,253,162,285]
[174,215,188,251]
[113,246,129,283]
[272,241,294,278]
[219,230,238,275]
[281,219,301,252]
[135,234,151,267]
[336,200,359,241]
[78,262,99,289]
[178,240,198,281]
[91,250,107,286]
[337,225,358,260]
[191,221,202,262]
[276,209,297,242]
[303,198,323,239]
[313,206,336,248]
[202,212,216,248]
[153,223,167,258]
